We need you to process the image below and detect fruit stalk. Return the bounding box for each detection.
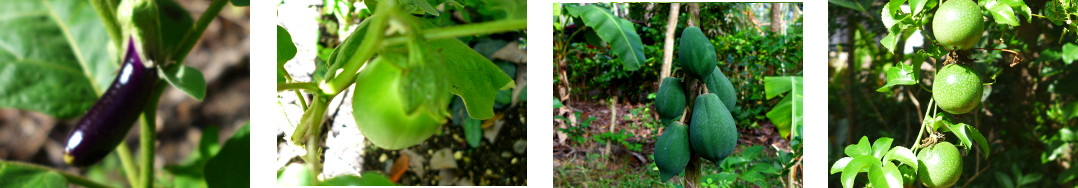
[64,39,158,167]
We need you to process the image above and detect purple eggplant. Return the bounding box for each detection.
[63,39,158,167]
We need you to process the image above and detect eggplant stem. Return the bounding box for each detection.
[116,141,139,187]
[139,81,165,188]
[171,0,228,63]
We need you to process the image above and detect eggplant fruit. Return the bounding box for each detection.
[64,39,157,167]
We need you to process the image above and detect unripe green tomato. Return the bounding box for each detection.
[917,142,963,188]
[353,56,448,150]
[932,0,984,50]
[932,64,982,114]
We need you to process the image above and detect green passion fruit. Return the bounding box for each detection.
[917,142,963,188]
[353,55,450,150]
[932,0,984,51]
[932,64,983,114]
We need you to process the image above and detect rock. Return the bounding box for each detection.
[513,140,526,154]
[400,149,427,177]
[430,148,457,170]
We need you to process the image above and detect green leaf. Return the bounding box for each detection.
[554,97,564,108]
[161,65,206,100]
[566,5,646,70]
[481,0,525,20]
[876,63,918,92]
[319,172,396,186]
[764,76,803,139]
[230,0,248,6]
[205,123,250,188]
[829,0,868,13]
[831,157,853,174]
[985,0,1020,26]
[157,0,194,56]
[871,137,893,159]
[464,117,481,147]
[1062,43,1078,64]
[0,161,67,188]
[910,0,928,16]
[0,0,118,119]
[868,162,903,188]
[944,123,990,157]
[880,0,905,30]
[841,155,881,188]
[845,136,873,157]
[277,25,297,66]
[277,163,314,186]
[428,38,514,120]
[882,146,918,169]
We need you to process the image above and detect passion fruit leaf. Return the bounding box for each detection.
[910,0,929,16]
[985,0,1020,26]
[944,123,990,157]
[565,5,645,70]
[871,137,894,159]
[428,38,514,120]
[883,146,918,169]
[876,63,918,92]
[845,136,873,157]
[830,157,853,174]
[868,162,903,188]
[160,65,206,100]
[0,0,116,119]
[841,155,882,188]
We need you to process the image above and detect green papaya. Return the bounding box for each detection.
[655,122,690,182]
[655,77,686,120]
[678,26,718,78]
[703,67,737,112]
[689,94,738,165]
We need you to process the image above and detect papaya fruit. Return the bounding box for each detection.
[654,122,691,182]
[689,94,738,165]
[655,77,686,120]
[678,26,718,78]
[702,67,737,112]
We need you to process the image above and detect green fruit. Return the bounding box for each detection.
[654,122,691,182]
[932,64,982,114]
[689,94,738,165]
[656,77,687,120]
[932,0,984,50]
[917,142,963,188]
[353,55,449,150]
[678,26,718,78]
[702,68,737,112]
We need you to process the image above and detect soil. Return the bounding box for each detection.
[360,105,528,186]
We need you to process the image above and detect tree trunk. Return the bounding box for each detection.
[660,3,680,81]
[770,3,784,34]
[687,3,700,27]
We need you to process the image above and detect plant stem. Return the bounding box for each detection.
[115,141,139,187]
[322,1,393,96]
[912,98,933,151]
[278,82,320,92]
[0,160,114,188]
[279,69,308,110]
[171,0,228,63]
[88,0,122,49]
[139,82,166,188]
[380,19,528,47]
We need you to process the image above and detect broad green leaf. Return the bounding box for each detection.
[876,63,918,92]
[883,146,918,168]
[1062,43,1078,64]
[277,25,297,66]
[553,97,563,108]
[464,117,481,147]
[205,123,250,188]
[764,76,803,139]
[566,5,645,70]
[428,38,514,120]
[871,137,893,159]
[0,160,67,188]
[845,136,873,157]
[831,157,853,174]
[319,172,396,186]
[481,0,525,20]
[157,0,194,57]
[868,162,903,188]
[162,125,219,188]
[0,0,118,119]
[880,0,904,30]
[998,0,1032,23]
[277,163,314,186]
[910,0,928,16]
[161,65,206,100]
[944,123,990,157]
[986,0,1020,26]
[841,155,881,188]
